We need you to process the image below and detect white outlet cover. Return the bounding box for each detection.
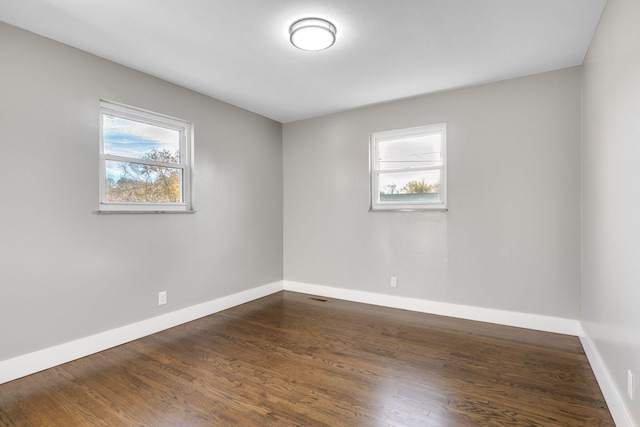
[158,291,167,305]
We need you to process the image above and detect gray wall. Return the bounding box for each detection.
[284,67,582,319]
[582,0,640,423]
[0,23,283,361]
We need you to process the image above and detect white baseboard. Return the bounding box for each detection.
[0,281,283,385]
[283,280,583,336]
[0,279,586,387]
[580,330,637,427]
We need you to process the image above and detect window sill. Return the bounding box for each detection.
[369,207,448,212]
[95,209,197,214]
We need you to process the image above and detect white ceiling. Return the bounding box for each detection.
[0,0,606,123]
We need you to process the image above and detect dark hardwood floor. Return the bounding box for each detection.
[0,291,614,426]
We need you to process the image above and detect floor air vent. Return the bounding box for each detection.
[307,297,329,302]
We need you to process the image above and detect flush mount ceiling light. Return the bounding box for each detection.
[289,18,336,51]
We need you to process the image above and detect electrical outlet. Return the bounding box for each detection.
[390,276,397,288]
[628,370,635,400]
[158,291,167,306]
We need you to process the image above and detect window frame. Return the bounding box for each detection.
[369,123,447,211]
[98,100,194,213]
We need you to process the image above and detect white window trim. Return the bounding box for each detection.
[98,100,194,213]
[370,123,447,211]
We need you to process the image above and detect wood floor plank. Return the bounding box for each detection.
[0,291,614,426]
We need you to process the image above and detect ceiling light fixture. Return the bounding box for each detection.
[289,18,336,51]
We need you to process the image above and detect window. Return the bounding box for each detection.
[370,124,446,211]
[99,100,193,212]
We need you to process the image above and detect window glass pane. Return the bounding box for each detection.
[378,170,441,203]
[105,160,182,203]
[378,133,441,170]
[103,114,180,163]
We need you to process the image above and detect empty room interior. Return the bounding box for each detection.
[0,0,639,426]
